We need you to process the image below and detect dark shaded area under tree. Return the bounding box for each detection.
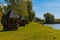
[1,9,20,31]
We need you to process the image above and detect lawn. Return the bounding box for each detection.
[0,22,60,40]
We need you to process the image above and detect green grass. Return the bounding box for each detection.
[0,22,60,40]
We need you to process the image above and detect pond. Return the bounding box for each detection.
[44,24,60,30]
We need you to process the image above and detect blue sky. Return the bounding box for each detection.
[0,0,60,19]
[32,0,60,19]
[0,0,4,3]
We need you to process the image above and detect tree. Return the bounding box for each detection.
[5,0,28,17]
[0,7,2,12]
[27,1,35,21]
[0,7,3,21]
[34,17,41,22]
[28,10,35,21]
[5,0,35,21]
[44,13,55,24]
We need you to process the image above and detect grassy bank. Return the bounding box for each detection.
[0,22,60,40]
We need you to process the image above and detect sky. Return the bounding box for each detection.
[32,0,60,19]
[0,0,5,3]
[0,0,60,19]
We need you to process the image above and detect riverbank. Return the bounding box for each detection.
[0,22,60,40]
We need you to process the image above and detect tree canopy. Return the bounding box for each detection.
[5,0,28,17]
[44,13,55,24]
[4,0,35,21]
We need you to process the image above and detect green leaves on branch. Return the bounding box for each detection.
[44,13,55,24]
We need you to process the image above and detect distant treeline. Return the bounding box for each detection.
[35,13,60,24]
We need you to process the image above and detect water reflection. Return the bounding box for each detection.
[45,24,60,29]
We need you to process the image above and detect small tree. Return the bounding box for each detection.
[44,13,55,24]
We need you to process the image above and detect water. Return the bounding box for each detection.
[45,24,60,30]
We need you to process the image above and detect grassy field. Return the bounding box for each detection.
[0,22,60,40]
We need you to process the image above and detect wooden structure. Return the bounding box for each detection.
[1,9,20,31]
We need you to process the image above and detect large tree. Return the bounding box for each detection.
[27,1,35,21]
[44,13,55,24]
[5,0,28,17]
[5,0,35,21]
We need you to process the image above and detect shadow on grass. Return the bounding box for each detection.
[0,30,16,32]
[0,30,8,32]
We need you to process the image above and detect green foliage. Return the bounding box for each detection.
[54,19,60,24]
[0,8,3,21]
[27,1,35,21]
[34,17,41,22]
[5,0,35,21]
[5,0,28,17]
[34,17,44,23]
[0,7,2,12]
[28,10,35,21]
[44,13,55,24]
